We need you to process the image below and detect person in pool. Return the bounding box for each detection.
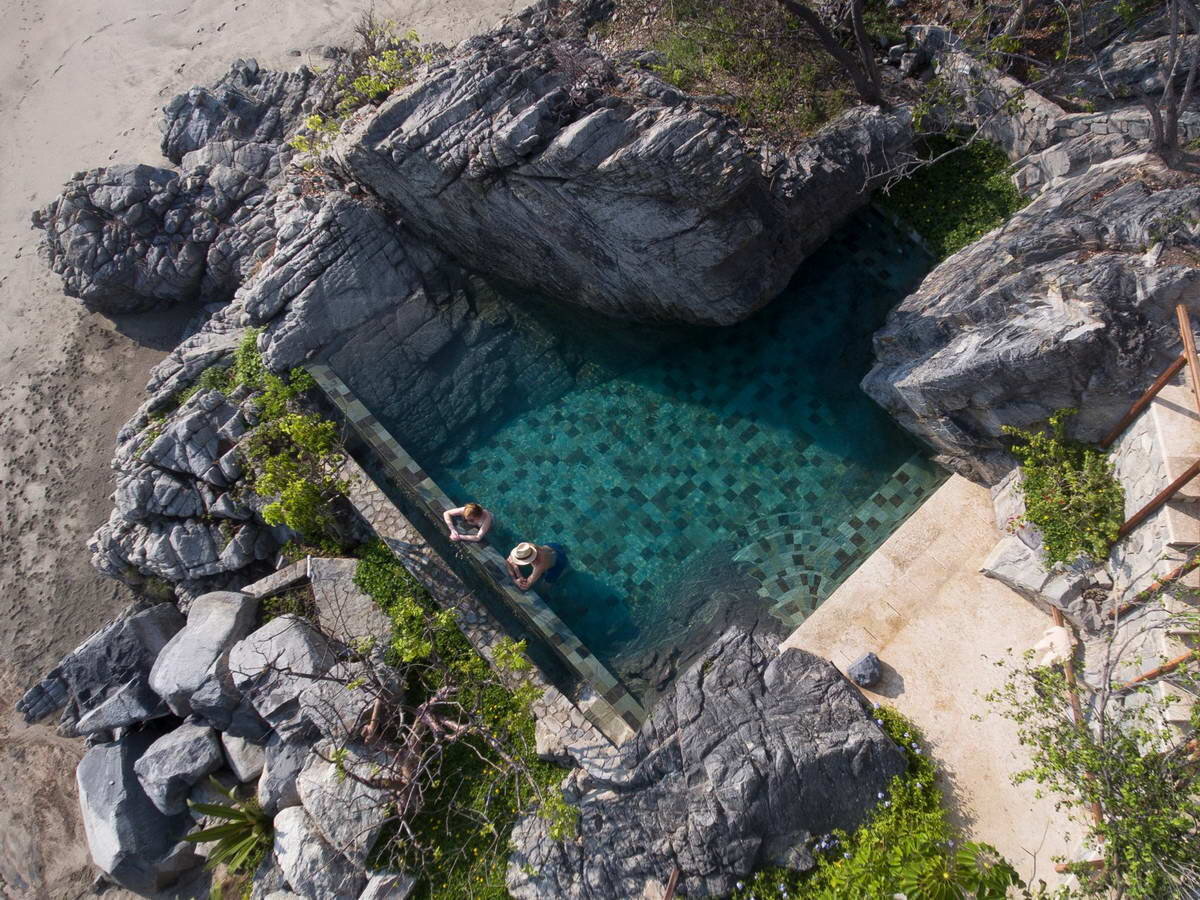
[506,542,568,591]
[443,502,493,543]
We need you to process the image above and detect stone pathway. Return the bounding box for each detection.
[781,474,1074,888]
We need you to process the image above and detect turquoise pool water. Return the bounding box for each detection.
[422,211,944,699]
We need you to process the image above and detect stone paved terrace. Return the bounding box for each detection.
[781,474,1074,887]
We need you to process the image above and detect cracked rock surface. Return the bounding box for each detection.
[507,627,904,899]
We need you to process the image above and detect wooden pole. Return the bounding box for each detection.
[1117,457,1200,539]
[1099,354,1187,448]
[1178,304,1200,412]
[1118,649,1198,690]
[663,866,681,900]
[1051,609,1104,827]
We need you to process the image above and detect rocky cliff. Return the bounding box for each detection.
[507,627,905,898]
[863,156,1200,484]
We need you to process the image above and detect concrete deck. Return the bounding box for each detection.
[782,474,1074,887]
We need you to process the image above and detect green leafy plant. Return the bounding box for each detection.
[732,708,1020,899]
[288,19,433,158]
[986,635,1200,898]
[353,541,567,898]
[879,136,1028,259]
[1003,408,1124,565]
[185,779,273,874]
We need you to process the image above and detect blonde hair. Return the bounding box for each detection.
[463,502,484,520]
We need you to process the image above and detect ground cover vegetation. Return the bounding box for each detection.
[877,134,1028,257]
[731,707,1022,899]
[352,540,575,899]
[288,13,436,157]
[1003,409,1125,565]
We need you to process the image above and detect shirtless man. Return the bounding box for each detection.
[442,502,493,543]
[506,541,568,591]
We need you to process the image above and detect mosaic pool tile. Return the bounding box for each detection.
[334,209,947,705]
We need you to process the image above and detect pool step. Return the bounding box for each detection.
[735,453,943,627]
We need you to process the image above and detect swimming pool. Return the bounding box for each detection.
[400,209,946,702]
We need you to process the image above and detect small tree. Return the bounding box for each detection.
[986,602,1200,898]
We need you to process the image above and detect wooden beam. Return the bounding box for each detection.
[1118,649,1198,690]
[1179,304,1200,416]
[1117,457,1200,539]
[1099,353,1187,448]
[1106,549,1200,619]
[664,866,681,900]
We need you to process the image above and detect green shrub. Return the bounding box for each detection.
[1003,408,1124,565]
[987,647,1200,898]
[732,707,1020,899]
[243,412,347,548]
[645,0,852,139]
[353,541,570,899]
[879,136,1028,259]
[185,778,273,875]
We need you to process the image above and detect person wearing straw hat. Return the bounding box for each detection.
[506,541,568,591]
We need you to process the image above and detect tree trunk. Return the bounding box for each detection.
[776,0,885,106]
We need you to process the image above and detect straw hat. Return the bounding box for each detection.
[509,542,537,565]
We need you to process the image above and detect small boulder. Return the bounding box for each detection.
[149,591,259,716]
[134,722,225,814]
[358,871,416,899]
[848,652,883,688]
[297,743,391,866]
[75,679,170,735]
[77,729,199,894]
[229,615,338,736]
[272,806,366,899]
[223,732,267,783]
[258,733,311,815]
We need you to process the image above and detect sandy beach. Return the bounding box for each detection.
[0,0,517,895]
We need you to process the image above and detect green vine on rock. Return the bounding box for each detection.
[1003,408,1124,566]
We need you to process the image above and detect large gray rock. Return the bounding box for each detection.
[296,743,391,866]
[228,615,338,736]
[272,806,366,900]
[149,590,259,716]
[133,722,226,814]
[863,158,1200,483]
[329,9,912,325]
[77,729,199,894]
[18,600,183,734]
[507,627,905,898]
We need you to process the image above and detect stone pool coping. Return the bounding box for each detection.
[307,363,645,745]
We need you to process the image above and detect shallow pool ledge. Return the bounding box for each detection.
[307,363,646,744]
[781,475,1073,886]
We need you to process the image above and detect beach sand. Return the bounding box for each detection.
[0,0,517,895]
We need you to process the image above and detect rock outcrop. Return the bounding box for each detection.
[507,627,905,899]
[77,728,199,894]
[17,600,183,735]
[91,389,284,599]
[863,158,1200,483]
[330,12,911,325]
